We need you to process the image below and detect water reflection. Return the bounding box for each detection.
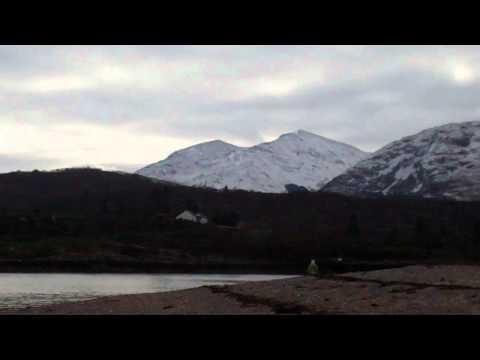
[0,273,296,310]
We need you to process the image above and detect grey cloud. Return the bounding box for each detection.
[197,68,480,151]
[3,46,480,169]
[0,46,74,79]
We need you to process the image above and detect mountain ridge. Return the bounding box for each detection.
[322,120,480,201]
[137,130,369,193]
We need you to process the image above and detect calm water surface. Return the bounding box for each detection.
[0,273,296,310]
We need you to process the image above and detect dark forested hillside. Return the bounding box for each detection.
[1,168,480,270]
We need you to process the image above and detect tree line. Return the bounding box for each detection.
[0,168,479,263]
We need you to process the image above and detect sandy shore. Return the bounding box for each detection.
[5,265,480,314]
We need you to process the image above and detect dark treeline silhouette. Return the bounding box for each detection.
[0,168,479,266]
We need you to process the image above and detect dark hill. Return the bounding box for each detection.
[0,168,480,271]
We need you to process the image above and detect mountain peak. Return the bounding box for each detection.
[275,129,318,142]
[173,139,237,154]
[137,131,368,193]
[278,129,316,137]
[203,139,231,146]
[323,120,480,201]
[296,129,316,136]
[194,139,236,148]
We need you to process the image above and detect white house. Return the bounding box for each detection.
[175,210,208,224]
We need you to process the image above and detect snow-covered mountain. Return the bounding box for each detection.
[136,130,368,193]
[322,121,480,201]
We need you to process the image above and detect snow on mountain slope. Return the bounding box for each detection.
[322,121,480,201]
[136,130,368,193]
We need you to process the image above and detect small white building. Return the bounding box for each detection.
[175,210,208,224]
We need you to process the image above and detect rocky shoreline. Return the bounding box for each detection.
[4,265,480,314]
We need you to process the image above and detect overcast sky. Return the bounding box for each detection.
[1,45,480,173]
